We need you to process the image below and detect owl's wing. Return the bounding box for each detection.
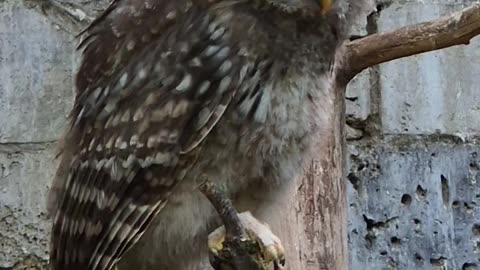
[49,1,247,270]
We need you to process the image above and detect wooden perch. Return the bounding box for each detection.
[339,4,480,83]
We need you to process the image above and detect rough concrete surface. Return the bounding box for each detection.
[378,1,480,137]
[0,144,57,269]
[1,0,479,269]
[347,139,480,269]
[0,0,74,143]
[345,1,480,269]
[0,0,73,268]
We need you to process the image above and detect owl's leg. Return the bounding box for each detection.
[199,181,285,270]
[208,211,285,270]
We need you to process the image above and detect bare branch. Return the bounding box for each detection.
[339,4,480,83]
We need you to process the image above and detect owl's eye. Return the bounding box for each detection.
[320,0,332,15]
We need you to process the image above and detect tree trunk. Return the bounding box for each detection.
[269,77,348,270]
[269,5,480,268]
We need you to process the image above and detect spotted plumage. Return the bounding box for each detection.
[48,0,366,269]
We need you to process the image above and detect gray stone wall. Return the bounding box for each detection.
[0,0,73,268]
[0,0,478,269]
[346,1,480,269]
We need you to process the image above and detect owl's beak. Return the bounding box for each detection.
[320,0,332,16]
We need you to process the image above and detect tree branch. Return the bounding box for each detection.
[339,4,480,83]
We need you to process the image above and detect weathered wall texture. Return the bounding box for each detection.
[346,0,480,269]
[0,0,73,268]
[0,0,478,269]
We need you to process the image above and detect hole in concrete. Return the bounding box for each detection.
[430,256,447,266]
[431,152,436,157]
[470,161,480,171]
[472,224,480,236]
[357,162,367,171]
[463,263,478,270]
[465,202,474,211]
[416,185,427,199]
[391,237,401,247]
[441,175,450,207]
[415,254,423,262]
[375,3,389,13]
[413,218,421,225]
[433,231,438,235]
[453,200,461,208]
[363,215,390,231]
[362,214,398,250]
[380,251,388,256]
[401,194,412,206]
[346,96,358,102]
[347,173,361,190]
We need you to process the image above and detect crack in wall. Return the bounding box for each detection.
[0,141,57,153]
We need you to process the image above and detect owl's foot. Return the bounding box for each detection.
[200,180,285,270]
[208,212,285,270]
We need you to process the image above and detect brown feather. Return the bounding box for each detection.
[49,1,249,269]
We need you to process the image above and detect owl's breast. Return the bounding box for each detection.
[231,69,330,154]
[185,70,331,194]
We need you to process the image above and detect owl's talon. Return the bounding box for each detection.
[208,233,225,255]
[208,211,285,269]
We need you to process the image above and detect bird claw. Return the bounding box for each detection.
[208,211,285,270]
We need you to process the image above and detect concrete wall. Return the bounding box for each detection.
[0,0,73,268]
[0,0,478,269]
[346,0,480,269]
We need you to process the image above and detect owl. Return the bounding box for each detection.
[47,0,364,269]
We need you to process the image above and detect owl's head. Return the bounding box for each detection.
[262,0,333,16]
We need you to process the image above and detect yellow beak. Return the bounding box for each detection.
[321,0,332,16]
